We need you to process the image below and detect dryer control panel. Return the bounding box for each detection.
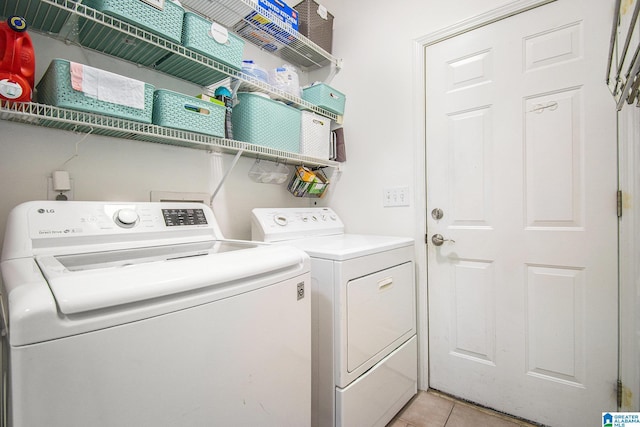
[251,207,345,242]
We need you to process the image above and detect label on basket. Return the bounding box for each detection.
[317,4,329,20]
[139,0,164,11]
[209,22,229,44]
[184,104,210,115]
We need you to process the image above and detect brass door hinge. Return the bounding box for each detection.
[617,379,623,408]
[617,190,623,218]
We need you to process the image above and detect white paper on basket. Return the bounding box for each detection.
[70,62,145,110]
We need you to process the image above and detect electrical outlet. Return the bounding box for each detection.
[383,186,410,207]
[47,177,74,201]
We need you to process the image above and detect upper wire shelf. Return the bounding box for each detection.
[179,0,341,70]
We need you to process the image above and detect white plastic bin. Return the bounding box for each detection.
[300,111,331,159]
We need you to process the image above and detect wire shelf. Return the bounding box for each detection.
[0,0,340,168]
[0,101,339,168]
[179,0,339,70]
[0,0,340,121]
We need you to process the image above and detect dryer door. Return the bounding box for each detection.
[346,261,415,373]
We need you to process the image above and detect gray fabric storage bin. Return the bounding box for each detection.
[294,0,334,53]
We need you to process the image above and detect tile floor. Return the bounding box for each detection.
[387,390,542,427]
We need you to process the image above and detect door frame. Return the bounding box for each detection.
[411,0,562,391]
[618,105,640,410]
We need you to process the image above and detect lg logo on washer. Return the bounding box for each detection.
[37,208,55,214]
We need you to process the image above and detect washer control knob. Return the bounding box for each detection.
[274,215,288,226]
[114,209,139,228]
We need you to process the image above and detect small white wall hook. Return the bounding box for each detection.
[62,126,94,167]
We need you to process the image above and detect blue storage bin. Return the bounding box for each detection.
[36,59,154,123]
[232,92,301,153]
[302,83,345,115]
[81,0,184,43]
[152,89,225,136]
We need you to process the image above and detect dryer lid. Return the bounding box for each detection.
[284,234,414,261]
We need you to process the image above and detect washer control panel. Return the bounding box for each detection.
[251,207,344,242]
[162,208,208,227]
[3,201,223,260]
[25,203,213,234]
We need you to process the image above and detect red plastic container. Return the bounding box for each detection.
[0,16,35,103]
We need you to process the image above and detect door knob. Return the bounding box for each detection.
[431,234,455,246]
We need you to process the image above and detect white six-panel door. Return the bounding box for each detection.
[426,1,618,426]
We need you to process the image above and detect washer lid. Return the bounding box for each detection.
[36,241,306,314]
[284,234,414,261]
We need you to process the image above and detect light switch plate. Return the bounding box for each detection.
[383,186,410,207]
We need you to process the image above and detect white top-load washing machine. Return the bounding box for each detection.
[251,207,417,427]
[0,201,311,427]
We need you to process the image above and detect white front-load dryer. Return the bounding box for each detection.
[252,207,418,427]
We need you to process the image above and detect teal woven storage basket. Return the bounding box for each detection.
[302,83,345,115]
[232,92,301,153]
[154,13,244,86]
[182,12,244,69]
[80,0,184,43]
[152,89,225,136]
[36,59,154,123]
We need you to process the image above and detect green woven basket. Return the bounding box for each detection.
[232,92,301,153]
[36,59,154,123]
[302,83,345,115]
[78,0,184,66]
[81,0,184,43]
[182,12,244,69]
[154,12,244,86]
[152,89,225,136]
